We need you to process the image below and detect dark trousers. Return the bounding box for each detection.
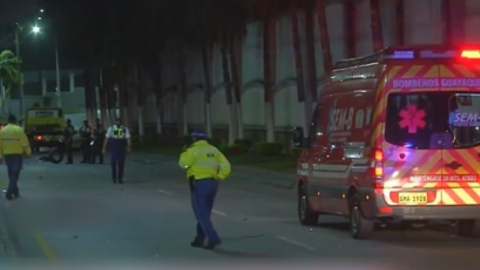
[91,139,104,164]
[110,147,126,182]
[5,155,23,198]
[81,140,91,162]
[190,179,220,243]
[65,140,73,163]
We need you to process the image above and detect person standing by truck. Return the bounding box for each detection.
[79,120,92,163]
[102,118,131,184]
[63,119,76,164]
[0,115,31,200]
[91,118,105,164]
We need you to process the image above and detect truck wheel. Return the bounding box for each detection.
[350,194,374,240]
[49,148,64,164]
[298,185,319,226]
[458,219,480,238]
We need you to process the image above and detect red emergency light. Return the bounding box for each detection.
[35,135,43,141]
[461,50,480,59]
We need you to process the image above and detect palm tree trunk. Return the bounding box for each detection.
[220,33,237,145]
[263,16,276,143]
[345,0,356,58]
[395,0,404,45]
[229,35,244,140]
[289,0,309,131]
[178,48,188,136]
[84,64,97,125]
[135,64,145,139]
[369,0,384,51]
[97,66,108,126]
[201,44,213,138]
[155,53,163,134]
[316,0,333,72]
[118,63,128,126]
[305,0,318,102]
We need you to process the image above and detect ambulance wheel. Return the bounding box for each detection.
[49,148,63,164]
[458,219,480,238]
[298,185,319,226]
[350,194,374,240]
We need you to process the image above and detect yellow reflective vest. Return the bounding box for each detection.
[178,140,231,181]
[0,124,31,158]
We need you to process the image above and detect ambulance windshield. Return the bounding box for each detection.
[385,92,480,149]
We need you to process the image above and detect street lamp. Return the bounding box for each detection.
[31,25,61,108]
[32,25,41,34]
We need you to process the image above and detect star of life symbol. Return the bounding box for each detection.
[398,104,426,134]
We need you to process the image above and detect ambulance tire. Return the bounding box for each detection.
[458,219,480,238]
[298,185,319,226]
[350,194,374,240]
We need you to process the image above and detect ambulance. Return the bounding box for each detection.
[292,45,480,240]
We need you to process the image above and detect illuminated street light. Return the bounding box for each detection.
[38,17,42,21]
[32,26,41,34]
[40,9,44,13]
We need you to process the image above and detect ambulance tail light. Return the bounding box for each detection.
[35,135,43,141]
[371,148,384,188]
[461,50,480,59]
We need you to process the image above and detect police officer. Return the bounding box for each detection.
[0,115,31,200]
[79,120,92,163]
[91,118,105,164]
[178,130,231,250]
[102,118,131,184]
[64,119,76,164]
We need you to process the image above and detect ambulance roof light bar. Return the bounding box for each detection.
[461,50,480,59]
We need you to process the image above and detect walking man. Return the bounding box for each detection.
[179,130,231,250]
[64,119,76,164]
[102,118,131,184]
[0,115,31,200]
[91,118,105,164]
[79,120,92,163]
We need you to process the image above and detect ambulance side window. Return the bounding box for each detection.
[309,104,325,146]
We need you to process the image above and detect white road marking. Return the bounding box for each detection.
[275,236,317,251]
[212,209,227,216]
[157,189,172,196]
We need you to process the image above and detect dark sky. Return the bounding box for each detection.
[0,0,78,71]
[0,0,38,25]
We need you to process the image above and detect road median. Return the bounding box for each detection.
[132,150,298,189]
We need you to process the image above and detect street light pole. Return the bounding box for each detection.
[55,35,61,108]
[14,26,24,115]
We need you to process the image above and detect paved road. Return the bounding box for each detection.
[0,153,479,269]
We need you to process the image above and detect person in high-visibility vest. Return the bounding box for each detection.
[102,118,131,184]
[0,115,31,200]
[178,130,231,250]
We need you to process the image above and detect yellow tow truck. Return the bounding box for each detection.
[24,108,66,163]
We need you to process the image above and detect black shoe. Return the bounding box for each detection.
[190,238,204,248]
[204,241,221,250]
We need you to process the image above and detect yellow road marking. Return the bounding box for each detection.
[33,233,59,262]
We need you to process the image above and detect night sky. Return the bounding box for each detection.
[0,0,76,71]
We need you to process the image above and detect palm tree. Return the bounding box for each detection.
[369,0,384,51]
[0,50,21,114]
[289,0,309,131]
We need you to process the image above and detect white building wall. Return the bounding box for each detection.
[145,1,475,139]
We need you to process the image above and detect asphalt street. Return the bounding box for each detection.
[0,152,478,269]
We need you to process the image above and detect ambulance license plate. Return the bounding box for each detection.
[399,193,427,203]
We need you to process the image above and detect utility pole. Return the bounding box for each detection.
[55,35,61,108]
[14,25,24,115]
